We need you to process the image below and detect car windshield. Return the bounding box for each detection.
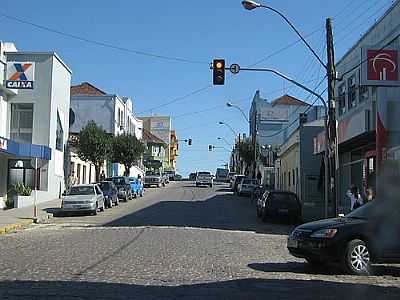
[98,183,111,191]
[346,201,380,219]
[243,179,257,185]
[269,193,298,208]
[198,172,210,175]
[146,171,156,176]
[68,186,95,196]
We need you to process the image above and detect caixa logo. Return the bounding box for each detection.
[367,50,398,81]
[5,62,35,89]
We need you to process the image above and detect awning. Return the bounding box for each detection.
[0,136,52,160]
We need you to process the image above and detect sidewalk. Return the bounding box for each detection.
[0,198,61,234]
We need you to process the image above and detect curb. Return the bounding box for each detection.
[0,213,53,235]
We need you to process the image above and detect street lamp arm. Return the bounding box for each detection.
[258,4,327,70]
[230,104,249,123]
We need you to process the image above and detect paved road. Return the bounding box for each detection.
[0,181,399,299]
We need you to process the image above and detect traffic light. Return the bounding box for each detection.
[188,139,192,146]
[213,59,225,85]
[209,145,213,151]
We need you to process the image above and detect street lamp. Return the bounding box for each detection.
[241,0,261,10]
[218,121,237,136]
[218,137,233,147]
[226,102,249,123]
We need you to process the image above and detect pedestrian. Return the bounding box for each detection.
[257,170,262,185]
[347,185,364,211]
[365,188,375,203]
[100,170,106,181]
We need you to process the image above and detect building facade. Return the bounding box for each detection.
[169,130,179,171]
[277,119,325,221]
[314,0,400,213]
[140,116,172,170]
[0,42,72,208]
[142,129,166,170]
[70,82,144,179]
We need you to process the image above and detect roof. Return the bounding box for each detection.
[142,129,165,144]
[71,82,107,96]
[271,94,310,106]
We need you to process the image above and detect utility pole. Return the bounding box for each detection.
[253,113,258,179]
[326,18,337,217]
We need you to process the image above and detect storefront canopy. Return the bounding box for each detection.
[0,136,51,160]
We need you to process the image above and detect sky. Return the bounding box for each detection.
[0,0,395,176]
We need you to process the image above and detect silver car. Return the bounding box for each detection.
[62,184,105,215]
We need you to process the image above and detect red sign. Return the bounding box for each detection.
[367,50,398,81]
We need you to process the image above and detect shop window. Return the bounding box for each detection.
[82,165,87,184]
[8,159,40,190]
[347,76,356,110]
[338,84,346,116]
[56,111,64,151]
[10,103,33,144]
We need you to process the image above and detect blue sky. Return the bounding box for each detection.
[0,0,395,176]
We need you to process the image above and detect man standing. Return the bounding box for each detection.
[100,170,106,181]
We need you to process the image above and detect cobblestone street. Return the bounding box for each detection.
[1,182,399,299]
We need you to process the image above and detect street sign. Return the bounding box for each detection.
[230,64,240,74]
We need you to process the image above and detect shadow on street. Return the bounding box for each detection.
[0,278,399,300]
[104,193,295,235]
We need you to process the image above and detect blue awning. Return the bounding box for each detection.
[0,136,52,160]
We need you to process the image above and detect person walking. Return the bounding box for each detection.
[257,170,262,185]
[347,185,364,211]
[100,170,106,181]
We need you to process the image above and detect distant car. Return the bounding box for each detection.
[196,171,213,187]
[129,177,144,198]
[174,174,182,181]
[62,184,105,215]
[287,201,400,275]
[189,173,197,181]
[257,191,301,223]
[145,170,165,188]
[238,178,258,196]
[164,170,176,181]
[232,175,245,192]
[104,176,132,201]
[216,168,229,182]
[98,181,119,208]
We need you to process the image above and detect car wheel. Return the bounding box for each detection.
[92,203,98,216]
[115,198,119,206]
[108,199,113,209]
[342,239,372,275]
[99,203,105,212]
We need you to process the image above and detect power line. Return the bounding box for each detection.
[0,11,208,65]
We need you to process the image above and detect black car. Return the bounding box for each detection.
[257,191,301,223]
[104,176,132,201]
[287,200,400,275]
[98,181,119,208]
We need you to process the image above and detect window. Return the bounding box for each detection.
[288,171,291,187]
[359,85,369,103]
[77,164,81,185]
[10,103,34,144]
[82,165,87,184]
[292,170,295,188]
[348,75,356,110]
[8,159,40,190]
[338,84,346,116]
[56,111,64,151]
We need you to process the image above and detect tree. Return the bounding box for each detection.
[76,121,111,182]
[111,134,145,176]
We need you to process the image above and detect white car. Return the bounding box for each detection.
[196,171,213,187]
[238,178,259,196]
[62,184,105,215]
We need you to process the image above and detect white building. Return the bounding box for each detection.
[0,42,72,208]
[70,82,144,179]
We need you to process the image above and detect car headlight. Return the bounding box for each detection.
[310,229,337,238]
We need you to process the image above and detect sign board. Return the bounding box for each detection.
[6,62,35,89]
[361,48,400,86]
[0,137,7,151]
[230,64,240,74]
[151,120,170,131]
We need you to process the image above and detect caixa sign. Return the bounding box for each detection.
[5,62,35,89]
[361,48,400,86]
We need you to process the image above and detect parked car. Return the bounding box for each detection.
[174,174,182,181]
[257,191,301,223]
[61,184,105,215]
[145,170,165,187]
[104,176,132,201]
[215,168,229,182]
[196,171,213,187]
[189,173,197,181]
[232,175,245,192]
[238,178,258,196]
[129,177,144,198]
[164,170,176,181]
[287,200,400,275]
[98,181,119,208]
